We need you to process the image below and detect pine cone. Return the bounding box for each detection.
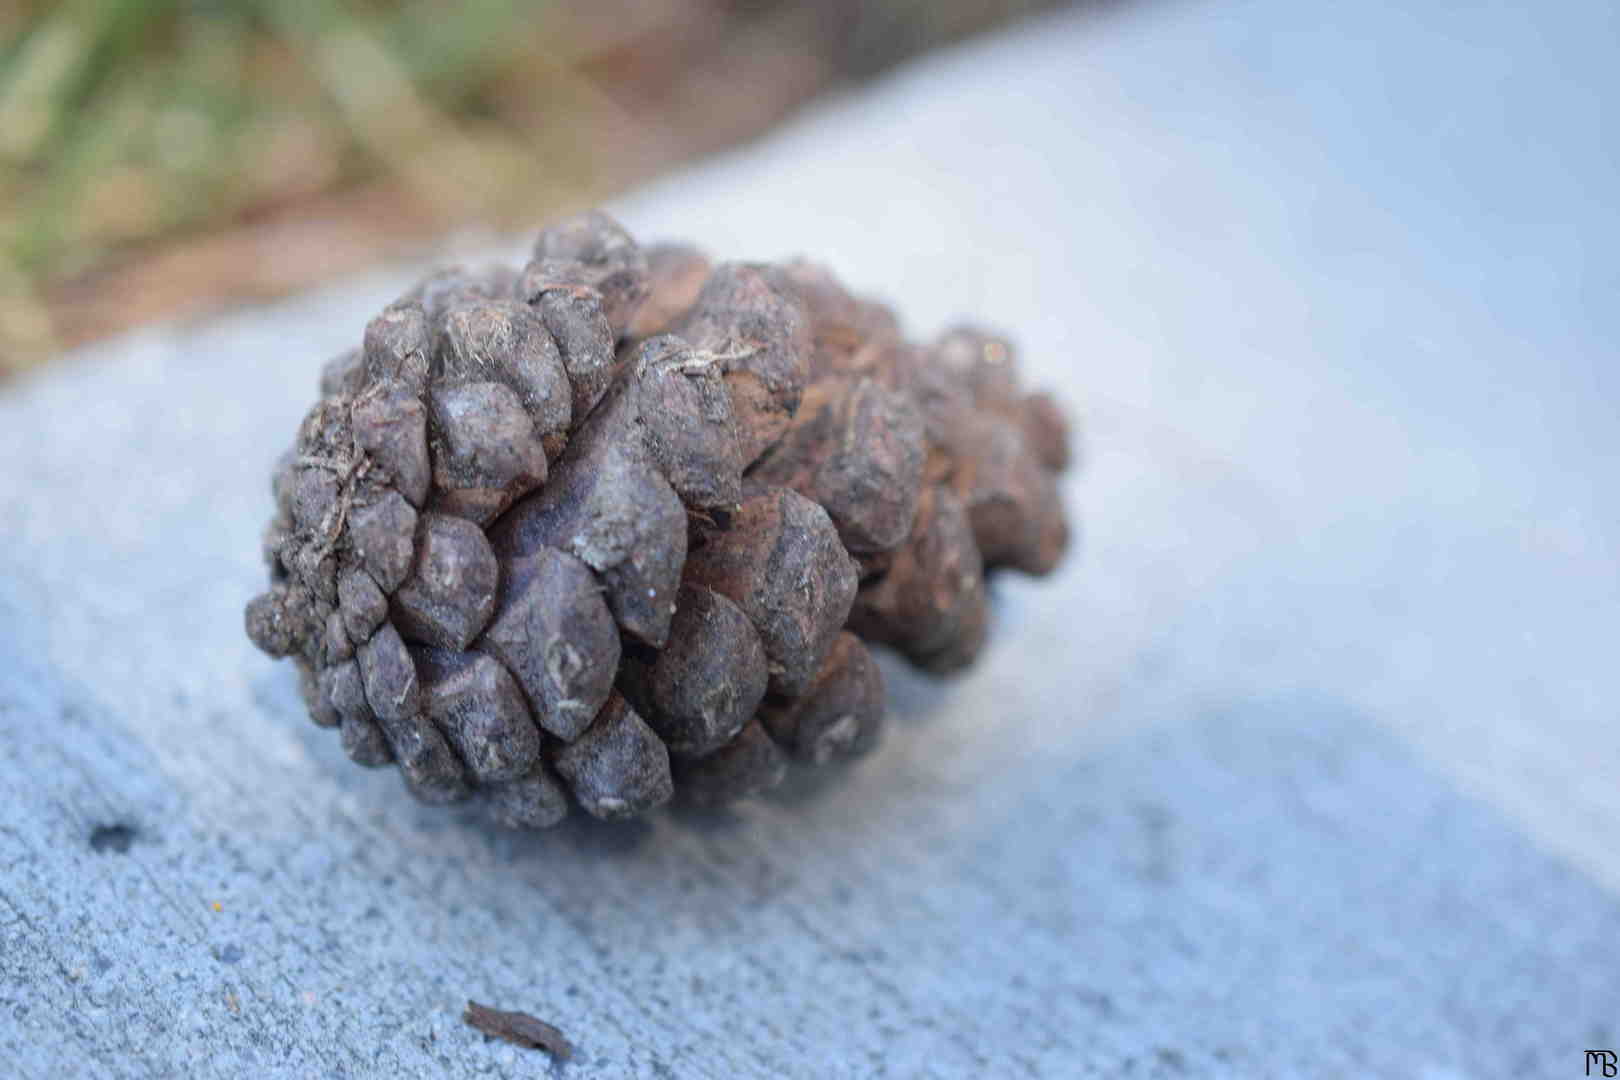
[246,210,1076,826]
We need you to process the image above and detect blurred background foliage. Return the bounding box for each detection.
[0,0,1064,372]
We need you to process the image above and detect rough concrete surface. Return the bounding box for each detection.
[3,0,1618,1076]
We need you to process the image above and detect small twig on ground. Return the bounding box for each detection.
[463,1000,573,1061]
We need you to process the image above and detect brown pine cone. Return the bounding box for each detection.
[246,210,1076,827]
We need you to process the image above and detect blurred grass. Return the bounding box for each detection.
[1,0,604,365]
[0,0,1065,371]
[3,0,582,263]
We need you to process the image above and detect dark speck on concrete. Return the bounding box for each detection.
[88,823,137,854]
[213,943,245,964]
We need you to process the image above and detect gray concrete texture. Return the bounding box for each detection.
[3,0,1618,1076]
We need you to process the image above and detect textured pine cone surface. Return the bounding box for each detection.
[245,210,1075,828]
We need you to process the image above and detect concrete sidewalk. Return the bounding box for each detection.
[3,0,1617,1076]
